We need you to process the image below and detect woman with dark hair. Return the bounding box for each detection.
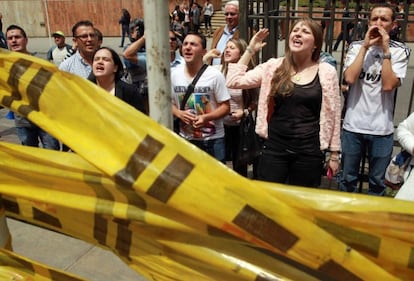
[119,8,131,47]
[227,18,341,187]
[89,47,146,113]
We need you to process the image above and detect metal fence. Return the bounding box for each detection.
[238,0,414,124]
[239,0,412,59]
[237,0,414,190]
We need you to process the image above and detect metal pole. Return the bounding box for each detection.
[43,0,52,47]
[143,0,172,128]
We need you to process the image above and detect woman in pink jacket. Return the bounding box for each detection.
[226,18,341,187]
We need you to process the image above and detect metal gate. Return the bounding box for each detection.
[238,0,414,126]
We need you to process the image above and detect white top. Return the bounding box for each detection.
[203,3,214,16]
[397,112,414,155]
[343,40,410,135]
[210,65,243,126]
[50,46,70,66]
[171,65,230,140]
[395,112,414,201]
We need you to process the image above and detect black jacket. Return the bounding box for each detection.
[114,80,146,114]
[88,73,146,114]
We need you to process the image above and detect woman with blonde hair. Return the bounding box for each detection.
[204,37,258,177]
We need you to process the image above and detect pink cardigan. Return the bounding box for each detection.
[226,58,341,152]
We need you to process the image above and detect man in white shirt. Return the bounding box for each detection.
[340,3,410,196]
[171,32,230,162]
[47,31,73,66]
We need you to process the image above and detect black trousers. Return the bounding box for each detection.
[224,125,248,177]
[257,148,324,187]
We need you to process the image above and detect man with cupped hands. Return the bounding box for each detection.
[340,3,411,196]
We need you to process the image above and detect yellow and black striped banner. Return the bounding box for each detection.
[0,48,413,280]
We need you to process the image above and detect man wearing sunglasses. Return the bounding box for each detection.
[210,0,239,65]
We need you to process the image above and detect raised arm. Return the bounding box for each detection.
[122,35,145,64]
[238,28,269,65]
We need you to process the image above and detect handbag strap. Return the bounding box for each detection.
[179,64,208,110]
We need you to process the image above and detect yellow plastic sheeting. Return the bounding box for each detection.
[0,49,413,280]
[0,142,328,281]
[0,248,87,281]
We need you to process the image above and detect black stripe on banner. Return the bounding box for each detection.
[114,135,164,188]
[147,154,194,203]
[18,67,52,115]
[319,260,363,281]
[33,207,62,228]
[114,218,132,260]
[3,58,32,107]
[233,205,299,252]
[93,214,108,246]
[316,218,380,257]
[83,172,114,246]
[409,247,414,270]
[2,198,20,214]
[49,269,85,281]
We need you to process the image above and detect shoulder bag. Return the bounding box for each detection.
[174,64,208,133]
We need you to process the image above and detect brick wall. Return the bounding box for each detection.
[1,1,413,41]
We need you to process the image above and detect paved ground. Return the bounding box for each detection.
[1,36,154,281]
[2,36,413,280]
[0,108,147,280]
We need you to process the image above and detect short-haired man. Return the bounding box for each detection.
[169,30,184,68]
[210,0,239,65]
[59,20,99,78]
[47,31,73,66]
[6,24,60,150]
[58,20,99,151]
[171,32,230,162]
[340,3,411,195]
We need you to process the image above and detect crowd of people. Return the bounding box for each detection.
[1,1,413,200]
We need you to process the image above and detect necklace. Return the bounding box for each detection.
[292,64,317,82]
[293,73,301,82]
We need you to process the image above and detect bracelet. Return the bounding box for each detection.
[246,47,255,55]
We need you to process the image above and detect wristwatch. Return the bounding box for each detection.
[382,53,391,60]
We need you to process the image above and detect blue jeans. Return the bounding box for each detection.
[190,138,225,163]
[16,126,60,150]
[339,130,393,195]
